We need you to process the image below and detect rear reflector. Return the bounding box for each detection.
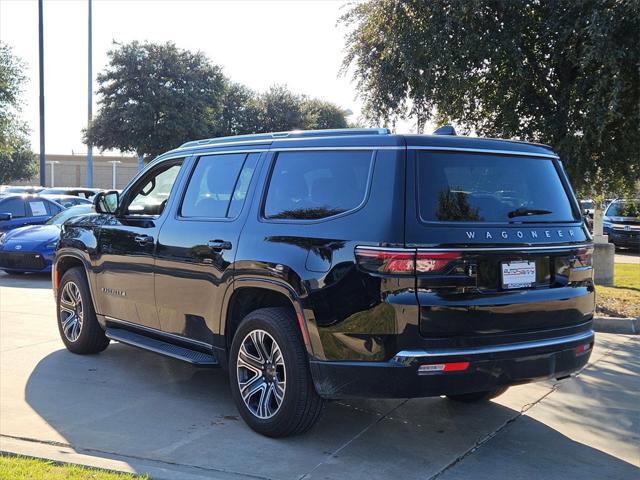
[355,247,461,275]
[575,343,592,355]
[418,361,470,375]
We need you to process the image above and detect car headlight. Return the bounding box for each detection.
[45,240,59,250]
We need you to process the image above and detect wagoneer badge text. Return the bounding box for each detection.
[101,287,126,297]
[465,228,578,240]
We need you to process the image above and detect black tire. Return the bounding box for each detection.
[56,267,109,354]
[446,386,509,403]
[229,307,323,437]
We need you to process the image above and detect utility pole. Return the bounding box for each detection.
[38,0,45,186]
[86,0,94,187]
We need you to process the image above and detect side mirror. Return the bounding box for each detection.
[93,190,119,214]
[0,212,12,221]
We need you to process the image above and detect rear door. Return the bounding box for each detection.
[154,150,262,345]
[405,147,593,346]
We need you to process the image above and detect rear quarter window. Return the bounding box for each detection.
[417,152,578,223]
[264,150,373,221]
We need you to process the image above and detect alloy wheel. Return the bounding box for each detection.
[59,281,84,342]
[236,329,286,419]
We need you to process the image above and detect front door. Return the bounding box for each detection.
[155,151,262,345]
[94,159,185,330]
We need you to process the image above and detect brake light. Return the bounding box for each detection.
[416,252,461,273]
[354,248,415,274]
[355,247,462,275]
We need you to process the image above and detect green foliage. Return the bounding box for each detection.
[0,42,36,184]
[87,42,350,160]
[302,98,349,130]
[342,0,640,194]
[85,41,226,159]
[246,85,310,133]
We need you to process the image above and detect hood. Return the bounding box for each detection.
[1,224,61,249]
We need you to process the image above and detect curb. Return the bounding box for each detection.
[593,316,640,335]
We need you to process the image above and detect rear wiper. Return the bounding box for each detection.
[507,208,553,218]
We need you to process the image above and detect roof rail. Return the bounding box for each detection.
[179,128,390,149]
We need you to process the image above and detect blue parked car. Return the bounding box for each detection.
[0,204,93,274]
[0,194,64,233]
[603,199,640,250]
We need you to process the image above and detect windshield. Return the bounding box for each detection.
[417,152,578,223]
[580,201,593,210]
[606,201,640,218]
[45,206,92,225]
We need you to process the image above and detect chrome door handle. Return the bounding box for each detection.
[134,235,154,246]
[207,239,232,251]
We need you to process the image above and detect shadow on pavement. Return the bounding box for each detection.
[20,340,640,480]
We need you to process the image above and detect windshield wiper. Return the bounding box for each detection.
[507,208,553,218]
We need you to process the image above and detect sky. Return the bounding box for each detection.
[1,0,415,156]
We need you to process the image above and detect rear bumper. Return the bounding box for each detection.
[310,330,594,399]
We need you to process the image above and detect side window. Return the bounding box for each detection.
[181,153,257,219]
[264,150,372,220]
[126,161,183,216]
[0,198,26,218]
[27,199,49,217]
[227,153,260,218]
[45,200,63,214]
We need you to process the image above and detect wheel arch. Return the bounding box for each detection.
[222,278,318,359]
[53,251,95,304]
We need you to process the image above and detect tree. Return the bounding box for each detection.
[85,41,226,161]
[342,0,640,194]
[217,82,255,137]
[302,98,349,130]
[247,85,311,133]
[0,43,36,183]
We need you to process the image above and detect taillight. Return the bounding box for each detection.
[415,251,461,273]
[355,247,462,275]
[354,247,415,274]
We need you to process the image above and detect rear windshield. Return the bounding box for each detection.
[417,152,578,223]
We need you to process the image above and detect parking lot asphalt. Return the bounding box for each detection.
[0,271,638,480]
[615,251,640,264]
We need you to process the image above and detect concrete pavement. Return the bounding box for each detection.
[0,271,638,479]
[615,251,639,264]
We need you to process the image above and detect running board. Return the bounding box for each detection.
[105,327,219,366]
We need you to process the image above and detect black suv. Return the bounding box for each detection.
[53,128,595,437]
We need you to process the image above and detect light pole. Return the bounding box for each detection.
[108,160,121,189]
[38,0,45,187]
[86,0,94,187]
[45,160,59,187]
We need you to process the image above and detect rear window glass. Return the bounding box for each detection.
[417,152,577,223]
[264,150,372,220]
